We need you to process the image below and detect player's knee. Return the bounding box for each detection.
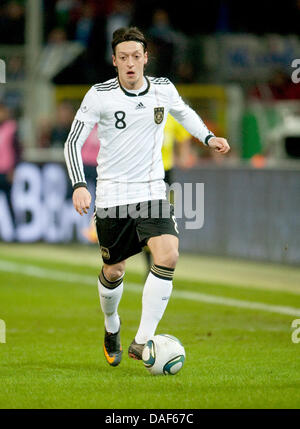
[156,248,179,268]
[103,265,124,282]
[168,248,179,267]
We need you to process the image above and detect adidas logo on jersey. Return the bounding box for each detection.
[135,102,146,110]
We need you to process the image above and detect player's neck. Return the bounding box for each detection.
[119,75,145,91]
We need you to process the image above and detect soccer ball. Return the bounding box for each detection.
[142,334,185,375]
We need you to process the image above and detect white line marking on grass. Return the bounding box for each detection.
[0,260,96,285]
[1,259,300,317]
[126,283,300,317]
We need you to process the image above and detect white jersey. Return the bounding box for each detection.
[64,76,215,208]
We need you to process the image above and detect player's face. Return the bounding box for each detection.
[113,41,148,90]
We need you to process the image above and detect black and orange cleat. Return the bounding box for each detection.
[128,339,145,360]
[103,325,122,367]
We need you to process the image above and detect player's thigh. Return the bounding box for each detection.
[94,206,142,265]
[136,199,179,267]
[147,234,179,268]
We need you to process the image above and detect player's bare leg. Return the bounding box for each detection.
[102,260,126,282]
[98,260,126,366]
[147,234,179,268]
[129,235,179,360]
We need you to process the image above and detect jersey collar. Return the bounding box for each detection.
[118,76,150,97]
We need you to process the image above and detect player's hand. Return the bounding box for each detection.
[72,187,92,216]
[208,137,230,154]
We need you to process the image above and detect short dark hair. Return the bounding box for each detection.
[112,26,147,55]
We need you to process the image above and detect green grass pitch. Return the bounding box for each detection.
[0,243,300,409]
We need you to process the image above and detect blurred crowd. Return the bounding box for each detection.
[46,0,194,84]
[0,102,21,222]
[37,100,100,180]
[1,0,300,86]
[248,69,300,101]
[1,0,300,169]
[0,1,25,44]
[0,0,193,84]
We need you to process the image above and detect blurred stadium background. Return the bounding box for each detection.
[1,0,300,410]
[1,0,300,263]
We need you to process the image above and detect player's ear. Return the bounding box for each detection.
[112,55,117,67]
[144,51,148,66]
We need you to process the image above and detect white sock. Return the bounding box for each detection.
[135,271,173,344]
[97,278,123,334]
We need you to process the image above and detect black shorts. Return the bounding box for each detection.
[94,199,179,265]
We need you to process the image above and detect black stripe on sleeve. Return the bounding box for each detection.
[72,121,85,183]
[66,120,80,184]
[68,120,83,183]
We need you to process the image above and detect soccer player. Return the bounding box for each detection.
[64,26,230,367]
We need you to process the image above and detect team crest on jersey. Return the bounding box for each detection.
[154,107,164,124]
[100,246,110,260]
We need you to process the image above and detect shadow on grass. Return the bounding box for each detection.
[1,360,147,377]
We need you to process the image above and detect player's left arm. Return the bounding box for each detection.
[168,81,230,155]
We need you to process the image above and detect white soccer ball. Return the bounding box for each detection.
[142,334,185,375]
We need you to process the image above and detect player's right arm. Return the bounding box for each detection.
[168,81,230,153]
[64,86,100,215]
